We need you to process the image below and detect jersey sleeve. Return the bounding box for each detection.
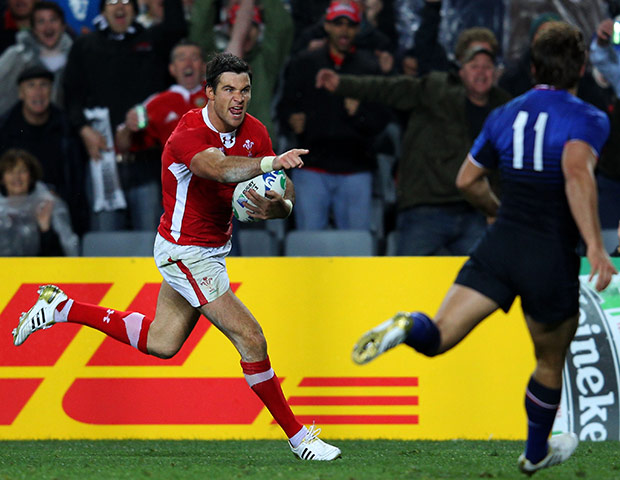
[469,109,500,169]
[167,125,212,167]
[568,107,610,158]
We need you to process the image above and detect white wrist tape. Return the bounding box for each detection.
[283,199,293,218]
[260,156,276,173]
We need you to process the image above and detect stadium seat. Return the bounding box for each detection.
[385,230,398,256]
[81,230,156,257]
[233,229,279,256]
[602,228,619,254]
[284,230,375,256]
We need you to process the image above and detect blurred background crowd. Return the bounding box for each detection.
[0,0,618,257]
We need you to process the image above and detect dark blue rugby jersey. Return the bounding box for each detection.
[469,86,609,241]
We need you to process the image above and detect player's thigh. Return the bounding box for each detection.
[198,289,266,361]
[148,281,201,356]
[434,284,499,353]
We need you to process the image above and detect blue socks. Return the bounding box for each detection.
[403,312,440,357]
[524,376,561,464]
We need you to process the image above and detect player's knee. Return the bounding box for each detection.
[148,338,183,359]
[243,329,267,359]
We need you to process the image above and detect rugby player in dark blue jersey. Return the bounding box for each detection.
[351,22,618,474]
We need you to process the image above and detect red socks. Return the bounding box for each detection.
[56,299,152,353]
[241,356,303,439]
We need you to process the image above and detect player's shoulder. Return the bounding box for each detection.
[241,112,269,135]
[177,108,206,127]
[168,108,208,140]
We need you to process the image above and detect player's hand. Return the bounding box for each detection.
[597,18,614,46]
[244,189,290,220]
[315,68,340,92]
[273,148,307,170]
[587,245,618,291]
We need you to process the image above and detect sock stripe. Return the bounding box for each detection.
[526,388,559,410]
[244,368,275,388]
[122,312,146,349]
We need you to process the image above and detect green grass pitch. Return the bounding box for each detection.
[0,440,618,479]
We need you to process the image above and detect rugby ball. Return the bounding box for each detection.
[232,170,287,222]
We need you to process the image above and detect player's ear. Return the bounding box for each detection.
[206,85,215,101]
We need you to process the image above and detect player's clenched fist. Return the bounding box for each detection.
[273,148,308,170]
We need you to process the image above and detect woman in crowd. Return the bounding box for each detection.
[0,148,78,256]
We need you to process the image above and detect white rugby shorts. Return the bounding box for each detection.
[154,233,232,307]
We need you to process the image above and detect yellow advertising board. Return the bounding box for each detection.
[0,257,535,441]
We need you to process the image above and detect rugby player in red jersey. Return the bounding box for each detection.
[14,52,341,461]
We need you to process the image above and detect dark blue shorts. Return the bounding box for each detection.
[455,223,580,324]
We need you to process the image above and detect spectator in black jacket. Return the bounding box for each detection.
[0,65,88,235]
[277,0,390,231]
[63,0,186,232]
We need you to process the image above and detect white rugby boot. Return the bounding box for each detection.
[13,285,67,346]
[351,312,413,365]
[518,432,579,475]
[290,424,341,461]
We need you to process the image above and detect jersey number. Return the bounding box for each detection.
[512,111,548,172]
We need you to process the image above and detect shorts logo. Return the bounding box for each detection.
[200,277,216,293]
[103,309,114,324]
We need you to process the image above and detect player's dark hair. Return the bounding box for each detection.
[205,52,252,90]
[169,39,206,63]
[531,22,585,90]
[31,1,66,23]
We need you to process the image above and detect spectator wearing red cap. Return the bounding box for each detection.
[189,0,293,138]
[276,0,391,231]
[291,0,395,68]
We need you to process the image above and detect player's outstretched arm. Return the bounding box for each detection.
[562,140,618,291]
[190,147,307,183]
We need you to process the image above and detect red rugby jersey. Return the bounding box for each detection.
[158,106,274,247]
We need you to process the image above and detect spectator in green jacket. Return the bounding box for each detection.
[316,27,511,255]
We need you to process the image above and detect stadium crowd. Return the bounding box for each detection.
[0,0,618,256]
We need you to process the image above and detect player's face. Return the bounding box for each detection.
[2,159,31,197]
[459,53,495,99]
[32,9,65,49]
[206,72,251,132]
[18,78,52,116]
[169,45,205,90]
[102,0,135,34]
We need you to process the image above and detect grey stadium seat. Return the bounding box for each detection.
[284,230,375,256]
[233,229,279,256]
[81,230,156,257]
